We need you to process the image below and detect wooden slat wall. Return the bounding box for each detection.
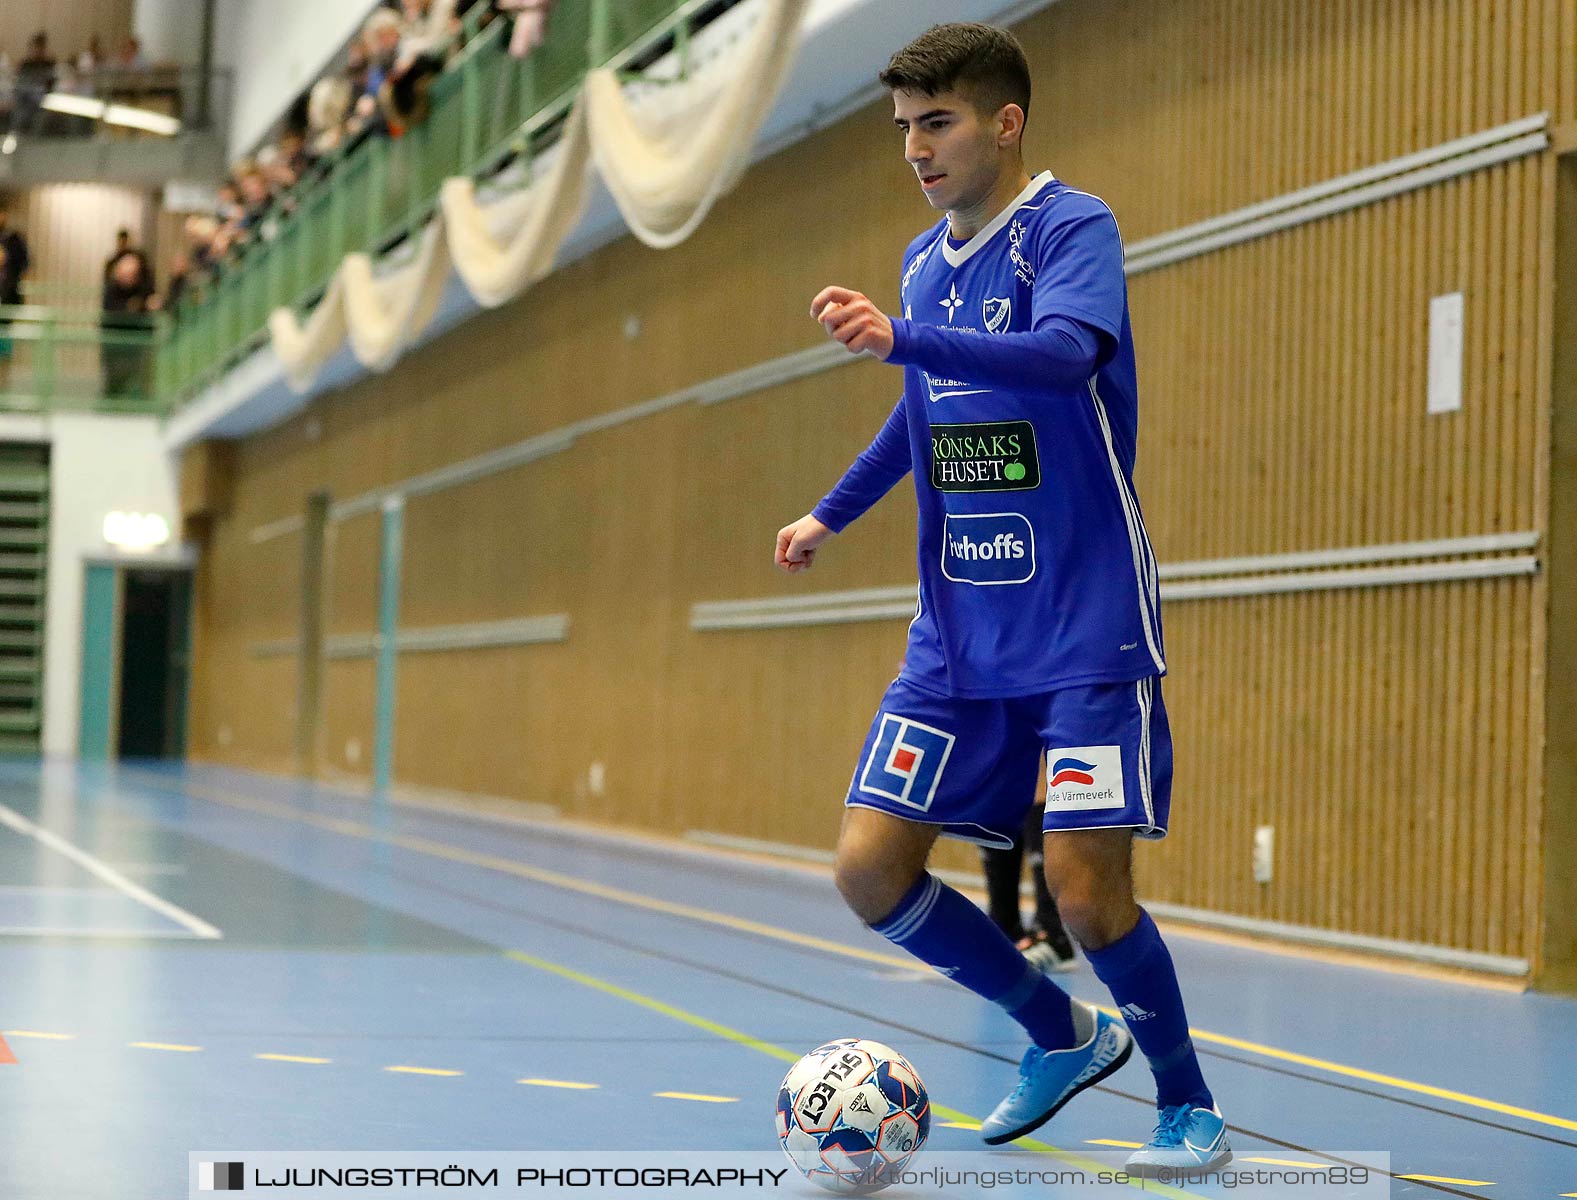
[0,0,133,65]
[320,510,380,779]
[186,516,299,773]
[187,0,1566,968]
[2,183,157,295]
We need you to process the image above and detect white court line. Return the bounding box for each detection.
[0,926,212,939]
[0,803,221,939]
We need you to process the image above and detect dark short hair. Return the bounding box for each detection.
[879,23,1031,125]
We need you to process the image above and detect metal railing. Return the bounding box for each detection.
[159,0,714,410]
[0,304,166,415]
[4,65,234,137]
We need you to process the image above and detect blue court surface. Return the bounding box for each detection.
[0,759,1573,1199]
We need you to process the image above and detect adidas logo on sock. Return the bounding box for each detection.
[1119,1003,1155,1022]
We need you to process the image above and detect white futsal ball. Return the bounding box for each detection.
[774,1038,930,1194]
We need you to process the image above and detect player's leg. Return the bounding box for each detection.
[1020,801,1078,970]
[835,806,1081,1055]
[837,683,1084,1060]
[979,836,1027,941]
[1040,677,1228,1173]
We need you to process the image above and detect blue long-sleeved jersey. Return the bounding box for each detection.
[813,172,1164,698]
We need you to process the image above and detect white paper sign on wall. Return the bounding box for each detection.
[1428,292,1465,415]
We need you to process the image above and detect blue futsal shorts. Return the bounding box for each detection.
[843,675,1172,847]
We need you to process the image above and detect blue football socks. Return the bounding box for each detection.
[871,872,1079,1050]
[1084,908,1212,1109]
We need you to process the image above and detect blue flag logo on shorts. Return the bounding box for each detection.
[1048,758,1097,788]
[859,715,956,812]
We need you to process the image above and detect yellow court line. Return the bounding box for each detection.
[3,1030,74,1040]
[1155,1023,1577,1134]
[172,781,1577,1137]
[519,1078,599,1089]
[130,1042,201,1052]
[1086,1139,1144,1149]
[654,1091,739,1103]
[1243,1157,1329,1169]
[384,1066,463,1076]
[256,1054,332,1064]
[1396,1174,1494,1187]
[504,949,1207,1200]
[938,1121,981,1130]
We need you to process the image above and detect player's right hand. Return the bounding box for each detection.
[775,514,833,574]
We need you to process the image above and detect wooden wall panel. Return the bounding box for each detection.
[1137,575,1541,958]
[325,510,380,635]
[1130,153,1547,563]
[185,514,298,773]
[1,183,156,296]
[0,0,133,67]
[188,0,1566,967]
[1017,0,1563,243]
[320,659,375,784]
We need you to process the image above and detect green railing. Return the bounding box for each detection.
[159,0,701,410]
[0,305,166,415]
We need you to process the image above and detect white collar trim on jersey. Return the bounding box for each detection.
[939,170,1055,268]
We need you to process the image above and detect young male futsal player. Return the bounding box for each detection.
[773,23,1229,1171]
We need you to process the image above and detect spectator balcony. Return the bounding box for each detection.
[0,65,229,187]
[159,0,713,410]
[0,301,166,415]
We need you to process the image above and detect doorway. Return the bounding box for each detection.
[79,561,192,760]
[116,568,191,758]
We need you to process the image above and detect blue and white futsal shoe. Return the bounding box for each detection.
[1125,1103,1232,1174]
[980,1006,1133,1144]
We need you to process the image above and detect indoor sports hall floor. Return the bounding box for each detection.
[1,759,1573,1199]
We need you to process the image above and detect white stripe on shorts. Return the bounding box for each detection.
[1136,678,1155,828]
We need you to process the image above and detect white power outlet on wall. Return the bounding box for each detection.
[1253,825,1274,884]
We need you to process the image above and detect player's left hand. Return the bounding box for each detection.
[811,286,894,361]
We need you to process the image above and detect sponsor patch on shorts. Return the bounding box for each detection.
[858,714,956,812]
[1043,744,1125,812]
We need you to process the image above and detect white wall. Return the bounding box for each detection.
[132,0,206,65]
[214,0,374,158]
[0,413,183,757]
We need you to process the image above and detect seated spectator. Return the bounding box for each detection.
[102,251,155,399]
[237,166,274,230]
[152,251,191,313]
[363,9,405,97]
[183,214,220,272]
[15,32,56,132]
[76,35,103,77]
[402,0,435,31]
[117,37,148,70]
[215,181,245,225]
[0,52,15,130]
[0,208,30,306]
[307,76,353,159]
[345,39,372,99]
[103,228,150,281]
[277,128,311,180]
[501,0,554,58]
[257,144,297,195]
